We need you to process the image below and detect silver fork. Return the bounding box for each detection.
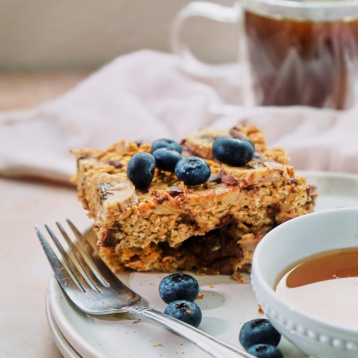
[35,219,256,358]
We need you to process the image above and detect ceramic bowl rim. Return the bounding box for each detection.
[252,207,358,334]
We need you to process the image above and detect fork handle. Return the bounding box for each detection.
[127,305,256,358]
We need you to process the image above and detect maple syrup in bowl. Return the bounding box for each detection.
[276,247,358,328]
[251,207,358,358]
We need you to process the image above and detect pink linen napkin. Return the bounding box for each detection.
[0,50,355,184]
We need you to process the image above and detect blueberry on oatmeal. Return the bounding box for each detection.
[175,157,211,186]
[241,138,255,152]
[127,152,156,189]
[212,136,254,167]
[153,148,182,172]
[151,138,182,154]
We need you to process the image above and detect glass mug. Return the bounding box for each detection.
[171,0,358,110]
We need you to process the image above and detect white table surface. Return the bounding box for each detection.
[0,177,92,357]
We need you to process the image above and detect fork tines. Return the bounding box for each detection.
[35,219,109,294]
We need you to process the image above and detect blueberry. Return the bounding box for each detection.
[127,152,156,189]
[151,139,182,154]
[164,300,202,327]
[212,136,254,167]
[175,157,211,186]
[239,319,281,350]
[153,148,182,172]
[247,344,283,358]
[242,138,255,152]
[159,273,199,304]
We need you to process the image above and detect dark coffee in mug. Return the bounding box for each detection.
[244,10,358,109]
[173,0,358,109]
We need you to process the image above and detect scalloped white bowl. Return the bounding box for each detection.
[251,207,358,358]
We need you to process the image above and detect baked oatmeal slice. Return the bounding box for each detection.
[71,125,316,277]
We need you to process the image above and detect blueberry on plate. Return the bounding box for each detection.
[175,157,211,186]
[151,138,182,154]
[164,300,202,327]
[159,273,199,304]
[153,148,182,172]
[127,152,156,189]
[212,136,254,167]
[239,319,281,350]
[247,344,283,358]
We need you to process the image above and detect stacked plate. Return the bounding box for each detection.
[46,172,358,358]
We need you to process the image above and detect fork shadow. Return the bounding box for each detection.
[94,312,229,338]
[200,316,229,336]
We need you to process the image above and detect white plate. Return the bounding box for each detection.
[46,292,81,358]
[47,171,358,358]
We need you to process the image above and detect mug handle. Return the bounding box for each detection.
[171,1,242,77]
